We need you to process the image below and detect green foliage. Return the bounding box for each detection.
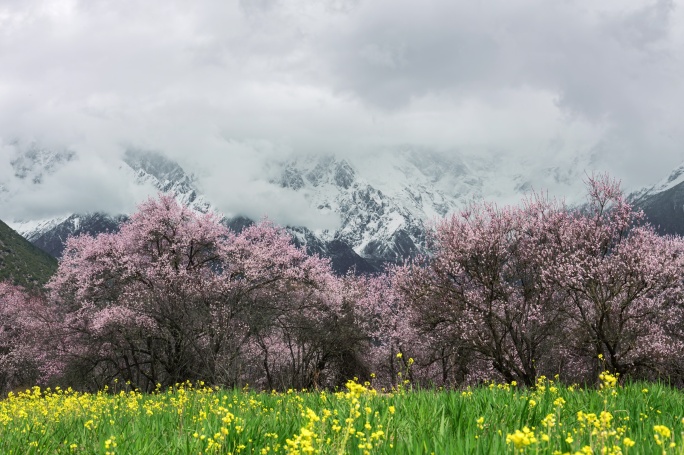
[0,219,57,289]
[1,379,684,454]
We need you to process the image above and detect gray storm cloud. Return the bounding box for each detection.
[0,0,683,223]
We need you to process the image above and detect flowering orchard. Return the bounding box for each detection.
[2,175,684,393]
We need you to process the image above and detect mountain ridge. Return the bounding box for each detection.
[8,146,682,276]
[7,149,380,274]
[628,164,684,237]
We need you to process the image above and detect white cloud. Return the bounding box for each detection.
[0,0,683,222]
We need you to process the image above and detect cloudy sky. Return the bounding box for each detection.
[1,0,683,223]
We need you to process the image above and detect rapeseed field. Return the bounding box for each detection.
[1,372,683,454]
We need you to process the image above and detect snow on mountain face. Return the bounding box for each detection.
[8,150,212,256]
[22,213,126,258]
[10,146,76,184]
[121,149,212,214]
[0,146,75,223]
[272,150,589,266]
[3,146,78,244]
[636,163,684,197]
[627,161,684,238]
[275,154,437,265]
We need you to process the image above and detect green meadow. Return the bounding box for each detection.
[1,374,684,455]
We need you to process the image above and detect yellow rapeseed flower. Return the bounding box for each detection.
[542,414,556,428]
[654,425,671,439]
[506,426,537,449]
[654,424,672,447]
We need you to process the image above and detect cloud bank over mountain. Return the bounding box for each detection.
[1,0,683,224]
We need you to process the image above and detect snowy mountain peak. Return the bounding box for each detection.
[124,149,193,190]
[649,163,684,195]
[627,159,684,205]
[278,156,356,190]
[10,146,75,184]
[272,153,470,264]
[121,149,212,214]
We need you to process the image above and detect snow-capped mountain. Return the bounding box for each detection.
[9,146,76,184]
[3,146,593,274]
[4,149,376,273]
[122,149,212,213]
[630,163,684,236]
[274,152,472,268]
[9,149,213,259]
[277,157,423,268]
[272,149,591,267]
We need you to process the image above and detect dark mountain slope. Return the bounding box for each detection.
[634,184,684,235]
[0,219,58,288]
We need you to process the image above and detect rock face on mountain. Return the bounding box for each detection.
[275,155,435,269]
[123,149,212,212]
[286,225,377,275]
[631,163,684,236]
[9,146,76,184]
[26,213,127,258]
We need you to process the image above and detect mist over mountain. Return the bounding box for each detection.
[3,148,373,274]
[4,144,684,277]
[3,145,595,274]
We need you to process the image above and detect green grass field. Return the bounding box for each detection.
[1,373,683,454]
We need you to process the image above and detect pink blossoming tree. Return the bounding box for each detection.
[543,175,684,380]
[0,282,58,393]
[397,175,684,386]
[396,197,567,387]
[48,195,348,391]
